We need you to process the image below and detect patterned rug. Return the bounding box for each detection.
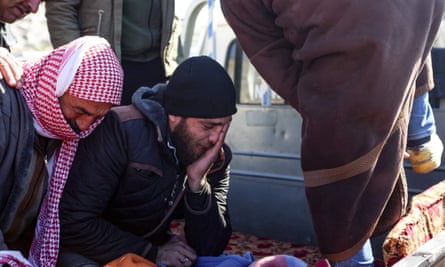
[170,221,322,266]
[224,231,322,266]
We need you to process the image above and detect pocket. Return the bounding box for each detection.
[120,163,162,195]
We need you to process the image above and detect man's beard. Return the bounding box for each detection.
[170,119,201,166]
[67,119,81,134]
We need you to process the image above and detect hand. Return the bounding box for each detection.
[156,235,197,267]
[0,250,32,267]
[186,123,229,192]
[0,47,23,88]
[404,151,410,159]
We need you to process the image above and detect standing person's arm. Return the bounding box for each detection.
[0,48,22,88]
[45,0,82,48]
[220,0,301,109]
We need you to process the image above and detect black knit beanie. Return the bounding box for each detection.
[164,56,237,118]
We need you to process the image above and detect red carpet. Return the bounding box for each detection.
[170,221,321,265]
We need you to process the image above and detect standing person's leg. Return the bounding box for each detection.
[407,92,443,173]
[120,57,166,105]
[408,92,436,142]
[330,240,374,267]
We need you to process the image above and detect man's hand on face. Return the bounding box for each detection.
[186,123,229,192]
[156,235,196,267]
[0,47,23,89]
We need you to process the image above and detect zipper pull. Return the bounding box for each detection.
[96,9,104,36]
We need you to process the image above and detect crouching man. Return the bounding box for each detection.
[57,56,237,267]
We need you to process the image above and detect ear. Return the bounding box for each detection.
[168,114,182,130]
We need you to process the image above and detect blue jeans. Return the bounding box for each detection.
[331,239,374,267]
[407,92,436,141]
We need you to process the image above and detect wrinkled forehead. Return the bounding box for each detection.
[61,93,113,115]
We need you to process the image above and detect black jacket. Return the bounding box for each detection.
[59,85,232,264]
[0,81,47,254]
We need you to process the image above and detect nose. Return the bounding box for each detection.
[27,0,40,13]
[76,116,96,132]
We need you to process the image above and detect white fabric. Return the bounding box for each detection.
[56,36,109,97]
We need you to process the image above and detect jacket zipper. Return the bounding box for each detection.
[96,9,104,36]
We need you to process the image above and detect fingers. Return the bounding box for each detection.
[179,250,196,266]
[169,250,193,267]
[207,123,230,160]
[404,151,410,159]
[0,47,23,88]
[172,238,196,262]
[214,122,230,149]
[157,237,197,267]
[180,256,192,266]
[221,121,230,136]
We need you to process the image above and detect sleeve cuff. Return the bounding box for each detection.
[184,182,212,214]
[142,243,158,262]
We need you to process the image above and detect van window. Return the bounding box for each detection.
[225,40,285,105]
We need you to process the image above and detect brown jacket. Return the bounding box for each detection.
[221,0,445,261]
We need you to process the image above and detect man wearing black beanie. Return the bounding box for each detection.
[164,55,237,118]
[56,56,237,267]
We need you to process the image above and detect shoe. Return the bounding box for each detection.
[407,133,444,174]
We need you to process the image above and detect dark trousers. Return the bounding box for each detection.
[121,57,166,105]
[57,249,100,267]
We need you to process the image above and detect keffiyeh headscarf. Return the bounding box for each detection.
[20,36,122,266]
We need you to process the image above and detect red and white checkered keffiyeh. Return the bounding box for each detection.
[0,36,123,267]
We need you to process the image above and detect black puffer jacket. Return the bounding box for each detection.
[59,85,232,264]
